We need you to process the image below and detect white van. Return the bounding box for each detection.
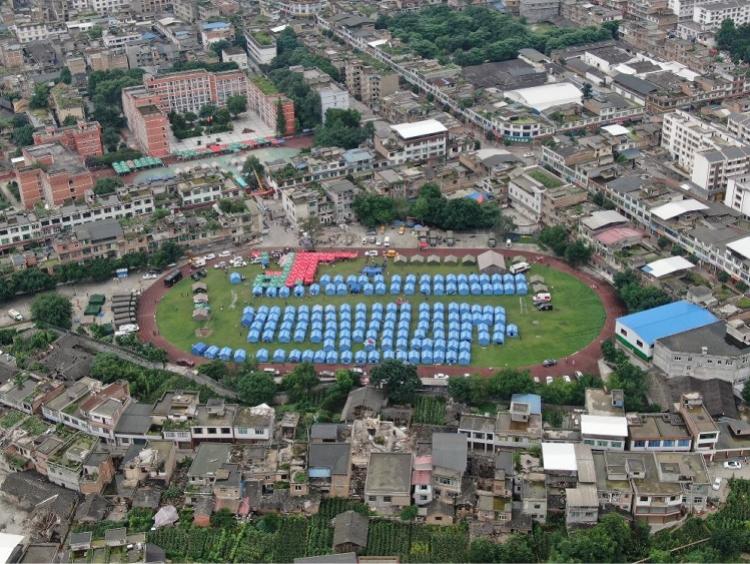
[510,261,530,275]
[533,292,552,303]
[7,309,22,321]
[383,236,391,248]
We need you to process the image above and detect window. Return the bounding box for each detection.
[620,328,627,336]
[383,496,392,503]
[663,440,674,447]
[636,339,643,347]
[611,441,622,448]
[533,504,541,509]
[597,440,608,447]
[678,439,690,447]
[639,496,649,502]
[634,440,645,447]
[648,440,661,447]
[584,439,595,445]
[368,496,375,502]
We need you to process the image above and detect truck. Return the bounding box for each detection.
[6,309,22,322]
[445,230,455,247]
[509,261,530,274]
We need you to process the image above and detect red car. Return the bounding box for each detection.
[176,358,195,368]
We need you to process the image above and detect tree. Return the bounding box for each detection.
[227,94,247,116]
[314,109,374,150]
[352,194,399,228]
[399,505,418,522]
[564,239,592,266]
[493,212,516,240]
[539,225,569,256]
[31,293,72,329]
[582,82,593,99]
[198,361,229,381]
[284,362,319,403]
[448,376,473,403]
[210,39,231,56]
[210,508,236,529]
[242,155,265,189]
[369,360,420,404]
[300,216,323,243]
[59,67,72,85]
[488,369,534,400]
[218,199,246,214]
[742,379,750,405]
[93,177,123,196]
[62,115,78,126]
[276,100,287,136]
[237,370,276,405]
[29,83,50,109]
[468,539,498,562]
[88,25,103,40]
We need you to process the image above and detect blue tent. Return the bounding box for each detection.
[266,287,277,298]
[294,285,305,297]
[241,315,254,328]
[243,306,255,317]
[446,350,458,364]
[406,274,417,284]
[469,274,479,284]
[314,350,326,363]
[310,330,322,344]
[507,324,519,337]
[375,282,386,295]
[397,338,408,351]
[326,351,338,364]
[309,284,320,296]
[363,283,374,296]
[353,330,364,343]
[374,274,385,284]
[323,339,335,352]
[404,284,415,296]
[434,350,445,364]
[412,337,422,351]
[401,302,412,313]
[333,275,344,284]
[288,349,301,363]
[381,339,392,351]
[493,283,504,296]
[362,266,382,276]
[298,304,309,316]
[324,283,336,296]
[458,283,469,296]
[358,274,369,285]
[386,302,398,312]
[460,341,471,353]
[279,286,290,298]
[482,283,493,296]
[420,284,431,296]
[409,350,420,364]
[504,283,515,295]
[420,274,430,284]
[192,342,208,355]
[247,330,260,343]
[434,339,446,352]
[516,283,528,295]
[383,350,395,360]
[368,350,380,363]
[302,350,314,362]
[234,349,247,363]
[336,283,348,296]
[320,274,331,285]
[252,286,264,297]
[470,283,481,296]
[503,273,514,284]
[262,331,275,343]
[515,273,527,284]
[478,332,490,347]
[459,352,471,365]
[256,348,269,362]
[492,273,502,284]
[391,275,402,285]
[422,350,433,364]
[493,332,505,344]
[355,350,367,364]
[278,331,291,344]
[340,338,351,351]
[434,284,445,296]
[479,273,490,284]
[341,350,353,364]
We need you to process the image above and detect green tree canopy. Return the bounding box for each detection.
[237,369,276,405]
[369,360,420,404]
[31,293,72,329]
[284,362,319,403]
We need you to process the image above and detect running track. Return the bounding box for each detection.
[136,248,625,379]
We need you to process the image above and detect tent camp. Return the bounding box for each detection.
[477,250,506,275]
[427,255,441,264]
[461,255,477,265]
[410,254,425,263]
[394,254,408,264]
[192,309,210,321]
[191,281,206,293]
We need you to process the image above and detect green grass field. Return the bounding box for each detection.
[156,259,605,368]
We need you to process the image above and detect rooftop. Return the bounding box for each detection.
[365,452,412,495]
[390,119,447,140]
[617,300,718,347]
[641,256,695,279]
[581,415,628,437]
[542,442,577,472]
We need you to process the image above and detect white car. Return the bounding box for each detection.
[204,253,216,261]
[434,373,449,380]
[713,477,722,491]
[533,376,540,384]
[545,376,554,385]
[142,272,158,280]
[724,460,742,469]
[219,250,231,258]
[214,261,227,269]
[364,250,378,257]
[562,374,571,383]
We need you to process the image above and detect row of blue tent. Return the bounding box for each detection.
[253,273,529,298]
[191,342,247,363]
[252,347,473,366]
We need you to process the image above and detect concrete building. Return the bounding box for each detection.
[275,0,326,16]
[364,452,412,515]
[344,60,399,111]
[580,415,628,451]
[676,393,721,455]
[200,22,233,46]
[143,68,247,114]
[374,119,448,165]
[221,46,248,70]
[122,87,171,158]
[244,29,277,65]
[627,412,693,451]
[15,144,94,209]
[519,0,560,22]
[615,301,719,360]
[653,320,750,385]
[319,85,350,123]
[50,83,85,124]
[246,77,295,136]
[661,110,750,199]
[694,0,750,29]
[32,122,103,159]
[508,166,578,223]
[431,433,467,503]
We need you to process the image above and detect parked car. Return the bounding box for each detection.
[219,250,231,258]
[434,373,449,380]
[204,253,216,261]
[543,359,557,367]
[6,309,23,321]
[533,376,540,384]
[562,375,571,383]
[713,477,722,491]
[536,302,553,311]
[142,272,158,280]
[176,358,195,368]
[724,460,742,469]
[364,250,378,257]
[545,376,554,385]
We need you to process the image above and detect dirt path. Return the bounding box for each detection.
[137,247,625,380]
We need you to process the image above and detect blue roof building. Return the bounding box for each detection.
[615,300,718,360]
[510,393,542,415]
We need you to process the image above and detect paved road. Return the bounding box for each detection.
[137,247,624,379]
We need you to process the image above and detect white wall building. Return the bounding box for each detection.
[13,22,50,43]
[244,29,277,66]
[580,415,627,450]
[694,0,750,29]
[318,85,350,123]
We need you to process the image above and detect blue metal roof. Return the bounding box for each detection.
[511,393,541,415]
[616,300,718,346]
[202,21,230,29]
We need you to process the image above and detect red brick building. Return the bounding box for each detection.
[122,87,171,158]
[32,121,104,158]
[16,144,94,208]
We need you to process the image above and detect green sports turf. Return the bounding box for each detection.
[155,258,605,369]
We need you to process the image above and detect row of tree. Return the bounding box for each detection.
[0,241,182,304]
[376,6,617,67]
[352,183,510,232]
[314,109,374,150]
[601,339,660,412]
[613,269,670,312]
[88,68,147,152]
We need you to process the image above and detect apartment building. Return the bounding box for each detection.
[174,0,220,23]
[86,48,130,72]
[50,83,85,124]
[246,77,295,136]
[344,60,398,111]
[102,31,141,48]
[244,29,277,65]
[374,119,448,165]
[319,85,350,123]
[0,41,23,68]
[13,22,50,43]
[508,166,581,224]
[580,415,628,451]
[122,87,171,158]
[458,395,543,452]
[519,0,560,22]
[677,393,720,455]
[15,144,94,209]
[364,452,412,515]
[627,412,693,452]
[694,0,750,29]
[51,220,128,265]
[222,46,248,70]
[200,22,234,46]
[275,0,326,16]
[661,110,750,199]
[32,122,103,159]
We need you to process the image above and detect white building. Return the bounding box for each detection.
[13,22,50,43]
[88,0,129,13]
[725,174,750,217]
[102,31,141,48]
[275,0,326,16]
[318,85,350,123]
[694,0,750,29]
[580,415,627,450]
[373,119,448,165]
[221,46,249,71]
[661,110,750,196]
[505,82,582,112]
[244,29,277,66]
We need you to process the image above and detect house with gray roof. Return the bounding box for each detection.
[364,452,412,516]
[308,442,351,498]
[431,433,468,502]
[332,510,368,554]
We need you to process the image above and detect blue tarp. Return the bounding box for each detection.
[219,346,233,361]
[204,345,219,359]
[192,342,208,355]
[229,272,241,285]
[256,348,269,362]
[233,349,247,363]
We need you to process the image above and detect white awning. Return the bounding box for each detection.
[391,119,447,140]
[727,235,750,260]
[641,256,695,278]
[580,414,628,437]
